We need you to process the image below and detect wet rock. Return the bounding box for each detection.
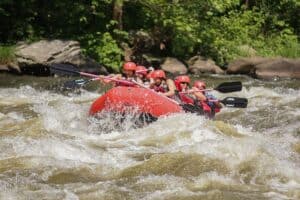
[161,57,187,74]
[0,63,21,73]
[255,58,300,79]
[226,57,271,74]
[227,57,300,79]
[15,40,107,75]
[142,54,164,68]
[187,56,224,74]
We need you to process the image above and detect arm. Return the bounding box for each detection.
[163,79,176,97]
[99,74,121,85]
[192,87,207,101]
[214,101,223,108]
[136,77,144,85]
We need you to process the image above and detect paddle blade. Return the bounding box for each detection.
[215,81,242,93]
[64,79,88,89]
[220,97,248,108]
[49,63,80,76]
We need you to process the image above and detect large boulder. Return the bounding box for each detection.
[226,57,271,74]
[227,57,300,79]
[187,56,224,74]
[255,58,300,79]
[161,57,187,74]
[14,40,107,75]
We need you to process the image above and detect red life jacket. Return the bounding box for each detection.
[200,100,212,113]
[152,82,168,93]
[174,79,181,91]
[174,79,194,104]
[178,93,195,104]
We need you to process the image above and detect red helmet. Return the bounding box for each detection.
[123,62,137,71]
[193,81,206,89]
[152,70,166,79]
[176,75,190,84]
[136,65,147,76]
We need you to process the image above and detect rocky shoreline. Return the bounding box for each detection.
[1,40,299,79]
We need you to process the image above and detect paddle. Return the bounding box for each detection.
[51,63,247,108]
[50,63,136,86]
[181,81,242,94]
[211,97,248,108]
[214,81,242,93]
[63,78,100,89]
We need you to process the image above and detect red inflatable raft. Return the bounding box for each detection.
[89,86,183,118]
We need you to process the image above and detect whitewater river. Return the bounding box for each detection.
[0,74,299,200]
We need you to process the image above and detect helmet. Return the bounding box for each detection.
[136,65,147,76]
[176,75,190,84]
[123,62,137,71]
[193,81,206,89]
[152,70,166,79]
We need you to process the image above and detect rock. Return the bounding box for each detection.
[142,54,164,68]
[0,63,21,73]
[227,57,271,74]
[227,57,300,79]
[187,56,224,74]
[161,57,187,74]
[255,58,300,79]
[0,64,9,71]
[15,40,107,75]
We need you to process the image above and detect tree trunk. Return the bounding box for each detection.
[245,0,249,9]
[113,0,123,30]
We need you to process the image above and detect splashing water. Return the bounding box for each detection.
[0,74,299,200]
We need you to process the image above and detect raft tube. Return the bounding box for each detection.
[89,86,183,118]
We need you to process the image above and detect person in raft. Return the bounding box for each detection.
[174,75,195,104]
[193,80,222,117]
[135,65,151,86]
[149,69,176,98]
[101,61,140,86]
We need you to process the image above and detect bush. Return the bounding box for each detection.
[80,32,124,72]
[0,45,15,64]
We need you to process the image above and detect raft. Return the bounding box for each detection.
[89,86,184,119]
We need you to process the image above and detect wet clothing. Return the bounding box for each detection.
[151,81,168,93]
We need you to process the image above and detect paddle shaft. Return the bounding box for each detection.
[50,64,136,86]
[180,81,242,94]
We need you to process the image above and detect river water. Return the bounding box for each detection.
[0,74,299,200]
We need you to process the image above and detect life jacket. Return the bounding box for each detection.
[174,79,181,91]
[199,100,212,113]
[152,81,168,93]
[206,93,221,114]
[174,79,193,104]
[178,92,195,104]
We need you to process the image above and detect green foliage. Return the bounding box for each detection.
[0,45,15,64]
[80,32,123,72]
[0,0,299,68]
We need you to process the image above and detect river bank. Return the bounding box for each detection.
[1,40,299,80]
